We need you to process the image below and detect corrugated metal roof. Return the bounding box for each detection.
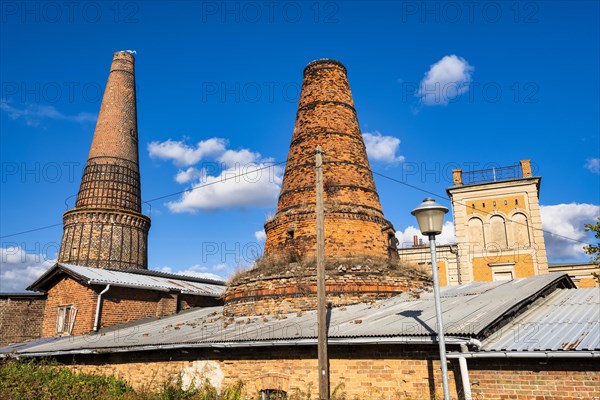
[0,273,578,357]
[32,264,225,297]
[481,288,600,352]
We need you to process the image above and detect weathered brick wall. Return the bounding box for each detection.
[264,59,397,262]
[64,345,462,399]
[0,296,46,346]
[58,51,150,271]
[467,358,600,400]
[224,266,431,316]
[178,294,222,311]
[60,346,599,399]
[100,288,177,328]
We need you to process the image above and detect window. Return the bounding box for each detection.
[467,217,485,249]
[512,213,531,247]
[259,389,287,400]
[489,215,508,249]
[489,262,516,282]
[56,305,76,335]
[493,271,514,281]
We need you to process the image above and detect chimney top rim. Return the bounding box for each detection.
[113,50,136,61]
[304,58,346,74]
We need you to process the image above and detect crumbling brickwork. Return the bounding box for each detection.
[58,51,150,270]
[0,295,46,346]
[263,59,397,262]
[62,346,600,399]
[224,266,431,316]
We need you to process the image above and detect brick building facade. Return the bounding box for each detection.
[27,263,224,337]
[59,348,600,400]
[0,293,46,346]
[3,273,598,400]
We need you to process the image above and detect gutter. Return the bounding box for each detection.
[2,336,476,358]
[93,284,110,332]
[86,280,222,297]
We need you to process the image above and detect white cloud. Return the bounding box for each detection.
[219,149,261,168]
[167,162,283,212]
[585,158,600,174]
[418,55,474,106]
[363,132,405,164]
[0,246,55,292]
[149,137,284,212]
[255,230,266,241]
[0,98,96,126]
[396,221,456,248]
[148,138,227,167]
[158,265,225,282]
[175,167,204,184]
[541,203,600,260]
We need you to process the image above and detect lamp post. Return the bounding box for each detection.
[411,197,450,400]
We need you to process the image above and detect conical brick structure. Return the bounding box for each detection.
[224,60,429,316]
[264,59,397,261]
[58,51,151,270]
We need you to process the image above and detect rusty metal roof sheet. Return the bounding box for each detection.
[480,287,600,352]
[27,263,225,297]
[1,273,583,357]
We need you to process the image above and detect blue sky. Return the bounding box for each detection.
[1,1,599,290]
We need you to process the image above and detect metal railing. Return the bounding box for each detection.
[462,164,522,185]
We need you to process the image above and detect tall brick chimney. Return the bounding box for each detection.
[224,60,430,316]
[57,51,150,270]
[263,59,397,262]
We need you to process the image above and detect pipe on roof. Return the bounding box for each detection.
[447,351,600,359]
[93,284,110,332]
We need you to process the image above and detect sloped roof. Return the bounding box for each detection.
[1,273,579,357]
[27,263,225,297]
[479,287,600,352]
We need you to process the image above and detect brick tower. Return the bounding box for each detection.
[264,59,397,261]
[57,51,151,270]
[224,60,429,316]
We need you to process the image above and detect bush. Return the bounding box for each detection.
[0,358,131,399]
[0,359,244,400]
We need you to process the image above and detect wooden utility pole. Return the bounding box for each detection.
[315,145,329,400]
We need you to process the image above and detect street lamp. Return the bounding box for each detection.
[411,197,450,400]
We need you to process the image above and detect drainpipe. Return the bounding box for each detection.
[93,284,110,332]
[458,343,472,400]
[449,244,462,285]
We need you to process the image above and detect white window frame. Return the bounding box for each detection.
[489,262,516,282]
[56,305,77,335]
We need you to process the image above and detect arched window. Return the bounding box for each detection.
[512,213,531,247]
[467,217,485,249]
[260,389,287,400]
[489,215,508,249]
